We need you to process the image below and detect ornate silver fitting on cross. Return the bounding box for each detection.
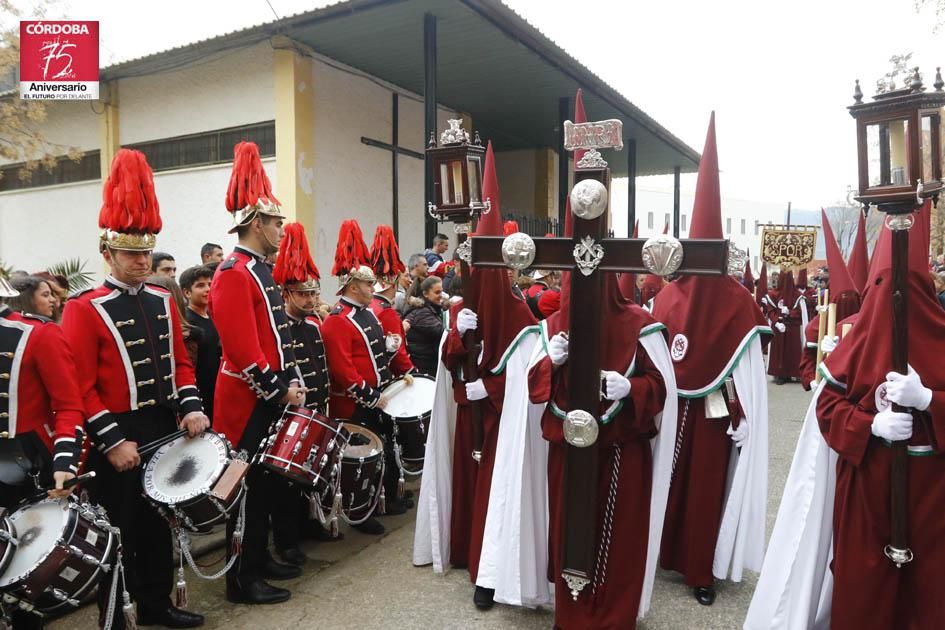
[573,235,604,276]
[501,232,537,270]
[562,570,591,602]
[642,234,684,276]
[563,409,599,447]
[884,544,914,568]
[570,179,609,220]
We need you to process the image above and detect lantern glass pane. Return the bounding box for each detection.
[450,160,464,205]
[467,157,481,202]
[921,114,933,181]
[439,162,449,205]
[866,119,910,187]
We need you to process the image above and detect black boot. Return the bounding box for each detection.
[352,516,385,535]
[473,586,495,610]
[694,585,716,606]
[137,606,205,628]
[263,556,303,580]
[226,578,291,605]
[276,545,307,566]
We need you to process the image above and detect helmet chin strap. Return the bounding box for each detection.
[287,291,316,315]
[108,249,151,284]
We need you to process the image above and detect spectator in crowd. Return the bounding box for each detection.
[151,251,177,279]
[404,276,446,375]
[179,265,221,420]
[201,242,225,265]
[4,275,58,319]
[424,233,450,273]
[147,275,198,366]
[398,253,429,314]
[30,271,69,321]
[934,272,945,310]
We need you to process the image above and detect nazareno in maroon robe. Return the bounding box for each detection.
[766,271,803,379]
[817,205,945,629]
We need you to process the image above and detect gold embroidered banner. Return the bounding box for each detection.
[761,226,818,267]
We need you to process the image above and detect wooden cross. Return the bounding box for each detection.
[361,93,424,237]
[470,119,729,601]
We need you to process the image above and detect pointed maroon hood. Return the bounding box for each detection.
[847,210,870,294]
[821,208,860,321]
[651,113,769,393]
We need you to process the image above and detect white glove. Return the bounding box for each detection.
[602,371,631,401]
[456,308,478,335]
[820,335,839,354]
[871,409,913,441]
[465,379,487,401]
[816,304,828,314]
[548,332,569,366]
[727,420,749,448]
[885,366,933,411]
[385,334,402,353]
[780,305,790,316]
[774,322,786,333]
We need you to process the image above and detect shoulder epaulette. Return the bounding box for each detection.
[72,287,96,298]
[20,312,52,323]
[329,304,344,316]
[220,256,238,271]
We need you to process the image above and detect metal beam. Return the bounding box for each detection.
[424,13,437,245]
[627,138,636,234]
[673,166,681,238]
[558,96,569,231]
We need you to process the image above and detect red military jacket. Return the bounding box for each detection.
[1,307,84,473]
[322,297,411,420]
[62,276,203,453]
[370,294,414,375]
[210,246,300,442]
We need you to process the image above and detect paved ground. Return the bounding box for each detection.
[51,380,811,629]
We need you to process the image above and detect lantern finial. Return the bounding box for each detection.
[934,67,944,92]
[910,67,924,93]
[853,79,863,104]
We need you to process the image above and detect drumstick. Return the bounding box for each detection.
[43,471,96,491]
[383,379,410,400]
[137,429,189,457]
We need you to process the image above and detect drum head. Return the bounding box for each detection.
[0,499,69,587]
[382,376,436,419]
[340,423,383,459]
[144,432,228,505]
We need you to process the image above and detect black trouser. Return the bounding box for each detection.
[86,407,178,627]
[0,433,53,630]
[270,491,307,551]
[352,407,399,506]
[226,400,296,586]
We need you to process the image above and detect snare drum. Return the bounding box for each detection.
[142,431,248,532]
[259,406,343,495]
[0,497,116,615]
[325,424,385,524]
[381,375,436,476]
[0,508,15,579]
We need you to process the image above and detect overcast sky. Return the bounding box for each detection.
[13,0,945,210]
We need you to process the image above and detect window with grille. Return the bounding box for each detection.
[0,151,101,192]
[681,214,687,232]
[726,218,732,233]
[126,121,275,173]
[741,219,746,234]
[647,212,654,229]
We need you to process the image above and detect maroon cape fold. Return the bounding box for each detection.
[472,142,536,373]
[640,274,664,306]
[619,220,640,301]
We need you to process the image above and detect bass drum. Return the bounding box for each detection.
[323,424,385,525]
[381,375,436,476]
[0,497,116,615]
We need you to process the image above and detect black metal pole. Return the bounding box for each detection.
[673,166,681,238]
[627,138,637,234]
[423,13,437,246]
[558,96,569,232]
[392,92,400,238]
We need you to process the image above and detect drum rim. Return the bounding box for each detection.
[338,423,383,459]
[143,431,229,504]
[379,375,436,419]
[0,498,73,588]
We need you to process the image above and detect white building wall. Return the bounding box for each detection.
[0,100,101,167]
[119,43,275,145]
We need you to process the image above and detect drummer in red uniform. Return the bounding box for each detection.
[369,225,415,379]
[209,142,306,605]
[61,149,209,629]
[0,275,85,629]
[270,222,335,564]
[322,220,415,535]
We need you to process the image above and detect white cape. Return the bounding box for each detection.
[743,381,835,630]
[412,321,457,571]
[477,321,679,620]
[712,334,770,582]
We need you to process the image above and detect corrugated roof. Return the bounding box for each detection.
[99,0,699,176]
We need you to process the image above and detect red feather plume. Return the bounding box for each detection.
[225,142,279,213]
[98,149,162,233]
[369,225,406,277]
[273,223,320,286]
[503,220,519,236]
[331,220,371,277]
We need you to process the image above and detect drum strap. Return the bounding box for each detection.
[175,480,247,580]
